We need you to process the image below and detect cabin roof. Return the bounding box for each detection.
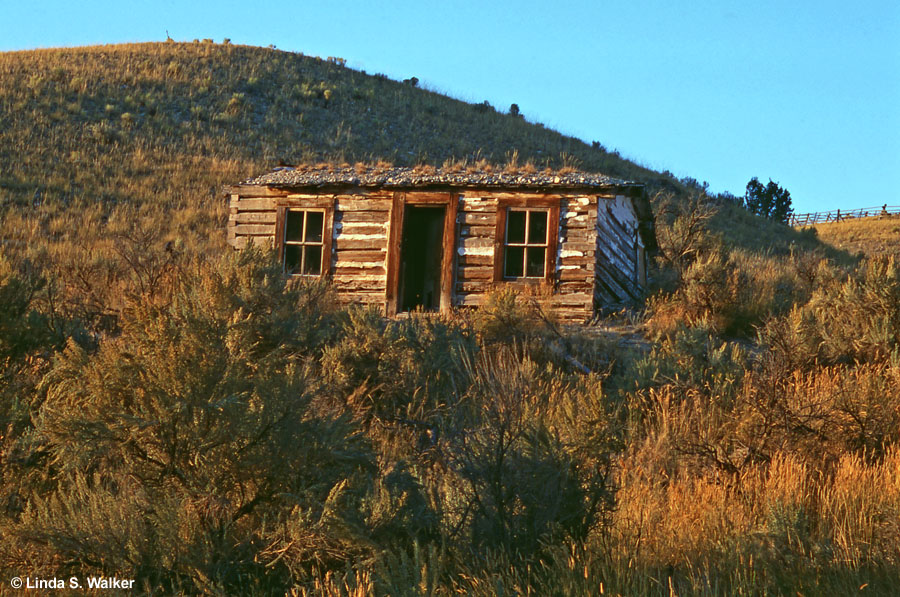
[237,164,640,191]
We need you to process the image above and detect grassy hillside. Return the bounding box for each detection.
[2,42,899,595]
[806,216,900,261]
[0,41,671,222]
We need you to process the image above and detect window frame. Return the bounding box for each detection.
[502,208,551,279]
[493,197,560,286]
[275,200,334,279]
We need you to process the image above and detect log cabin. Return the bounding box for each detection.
[225,164,655,323]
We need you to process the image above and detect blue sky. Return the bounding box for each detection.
[2,1,898,213]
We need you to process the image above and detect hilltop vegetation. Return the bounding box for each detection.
[1,41,899,595]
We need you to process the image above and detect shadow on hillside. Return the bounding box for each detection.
[709,202,858,265]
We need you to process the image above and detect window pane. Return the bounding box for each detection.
[305,211,324,243]
[285,210,304,241]
[303,246,322,275]
[526,247,546,278]
[528,211,548,244]
[506,210,526,244]
[284,244,302,275]
[504,246,524,278]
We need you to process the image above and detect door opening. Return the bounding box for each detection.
[399,206,445,311]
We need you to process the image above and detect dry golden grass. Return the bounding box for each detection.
[806,216,900,261]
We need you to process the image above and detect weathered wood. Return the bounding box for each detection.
[334,199,391,211]
[234,224,276,236]
[459,236,494,249]
[277,196,334,209]
[339,211,391,223]
[492,206,507,282]
[458,212,495,225]
[559,270,592,282]
[231,197,276,210]
[441,196,458,312]
[230,236,274,250]
[548,292,595,305]
[225,185,289,197]
[336,250,387,262]
[456,281,491,293]
[333,279,388,291]
[404,192,453,204]
[561,241,597,253]
[460,224,494,237]
[456,293,487,307]
[385,193,404,316]
[458,266,494,281]
[323,207,335,277]
[335,238,389,251]
[335,223,386,235]
[274,206,286,266]
[486,192,563,202]
[336,291,386,306]
[546,203,560,285]
[334,266,387,276]
[228,181,649,319]
[230,211,277,224]
[457,254,493,267]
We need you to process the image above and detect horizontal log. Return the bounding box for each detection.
[234,223,276,236]
[334,266,387,276]
[335,199,391,211]
[556,282,593,294]
[459,236,493,249]
[559,270,592,282]
[333,279,387,291]
[560,241,596,252]
[547,292,594,306]
[458,266,494,281]
[226,185,288,197]
[458,212,495,225]
[455,294,487,307]
[336,223,386,235]
[229,236,273,250]
[336,250,387,262]
[338,211,391,223]
[456,281,490,293]
[561,228,595,240]
[335,238,389,251]
[229,211,277,224]
[460,225,494,238]
[403,192,452,203]
[337,292,386,305]
[230,197,275,210]
[457,254,492,267]
[559,255,593,267]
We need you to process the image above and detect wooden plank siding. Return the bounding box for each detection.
[593,195,643,309]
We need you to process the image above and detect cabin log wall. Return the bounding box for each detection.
[227,185,649,322]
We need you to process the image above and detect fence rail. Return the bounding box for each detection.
[790,205,900,226]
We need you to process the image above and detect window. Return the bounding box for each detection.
[503,209,549,278]
[492,198,559,285]
[282,209,325,275]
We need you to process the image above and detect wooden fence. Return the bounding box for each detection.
[790,205,900,226]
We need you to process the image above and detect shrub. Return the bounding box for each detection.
[446,348,616,560]
[6,251,376,591]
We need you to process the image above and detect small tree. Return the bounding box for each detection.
[744,177,793,223]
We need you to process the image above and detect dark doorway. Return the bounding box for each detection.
[399,206,445,311]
